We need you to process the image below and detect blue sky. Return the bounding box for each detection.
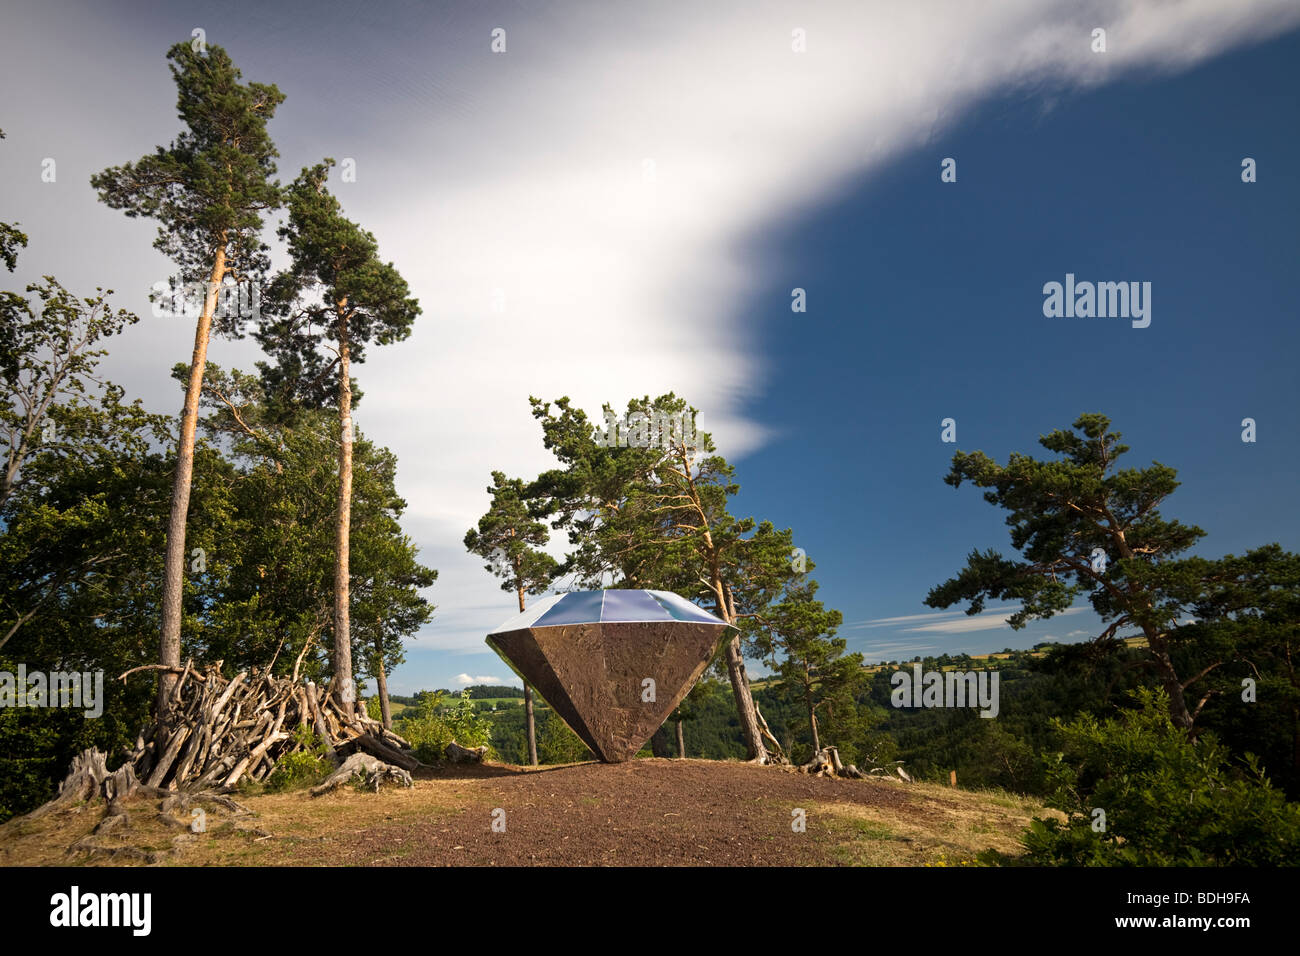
[1,1,1296,692]
[736,29,1300,665]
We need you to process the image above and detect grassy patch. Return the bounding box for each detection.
[809,779,1054,866]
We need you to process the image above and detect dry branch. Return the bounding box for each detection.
[34,659,426,798]
[310,751,413,796]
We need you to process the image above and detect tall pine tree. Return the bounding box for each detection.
[259,160,420,716]
[90,42,283,710]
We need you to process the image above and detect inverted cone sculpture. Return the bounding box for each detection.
[486,589,735,762]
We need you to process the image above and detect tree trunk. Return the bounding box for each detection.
[373,635,392,730]
[524,684,538,766]
[333,307,354,717]
[675,718,685,758]
[156,244,226,714]
[711,576,767,763]
[515,585,538,766]
[723,633,767,762]
[1148,636,1193,731]
[808,696,820,754]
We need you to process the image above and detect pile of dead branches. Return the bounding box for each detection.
[116,657,420,793]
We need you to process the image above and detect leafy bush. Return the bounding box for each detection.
[397,689,495,763]
[264,725,333,792]
[993,687,1300,866]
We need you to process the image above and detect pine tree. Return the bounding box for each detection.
[528,393,799,762]
[928,412,1299,733]
[90,42,284,711]
[758,579,858,758]
[258,160,420,716]
[465,471,559,765]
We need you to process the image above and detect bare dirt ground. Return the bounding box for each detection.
[0,758,1046,866]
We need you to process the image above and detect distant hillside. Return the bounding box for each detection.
[390,684,524,707]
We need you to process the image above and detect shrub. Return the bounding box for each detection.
[263,725,333,792]
[397,689,495,763]
[991,687,1300,866]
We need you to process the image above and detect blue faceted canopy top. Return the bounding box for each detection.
[487,589,733,635]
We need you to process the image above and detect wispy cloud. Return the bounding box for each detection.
[903,606,1088,635]
[847,606,1022,629]
[849,604,1091,635]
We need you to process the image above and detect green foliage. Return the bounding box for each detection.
[0,128,28,276]
[443,689,495,751]
[1005,688,1300,866]
[926,412,1300,743]
[264,725,333,792]
[537,710,592,764]
[0,301,431,822]
[0,258,168,821]
[90,42,285,295]
[0,699,141,823]
[461,685,524,700]
[526,394,798,612]
[464,471,558,600]
[757,579,868,762]
[182,367,435,683]
[397,689,496,764]
[257,158,420,412]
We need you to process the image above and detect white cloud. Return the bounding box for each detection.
[453,674,503,687]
